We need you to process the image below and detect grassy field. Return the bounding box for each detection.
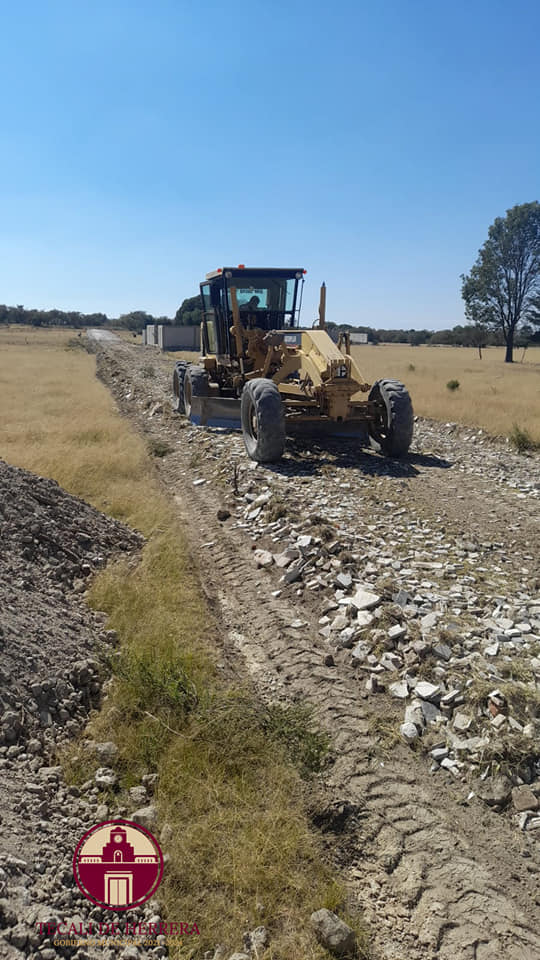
[3,326,539,443]
[352,343,540,443]
[148,336,540,443]
[0,325,360,958]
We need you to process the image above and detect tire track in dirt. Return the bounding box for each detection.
[95,342,540,960]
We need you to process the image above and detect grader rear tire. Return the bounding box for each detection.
[172,361,187,413]
[241,379,286,463]
[184,365,210,418]
[368,379,414,457]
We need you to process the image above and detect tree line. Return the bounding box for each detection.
[3,202,540,359]
[1,299,538,349]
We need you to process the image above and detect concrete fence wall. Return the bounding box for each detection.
[145,324,157,346]
[157,325,200,351]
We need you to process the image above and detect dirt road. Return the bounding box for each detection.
[95,340,540,960]
[86,328,121,342]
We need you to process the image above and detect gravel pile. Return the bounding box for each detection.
[0,459,141,747]
[0,460,161,959]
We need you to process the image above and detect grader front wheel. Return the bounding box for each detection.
[368,379,414,457]
[241,379,286,462]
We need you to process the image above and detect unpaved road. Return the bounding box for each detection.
[94,340,540,960]
[86,328,121,342]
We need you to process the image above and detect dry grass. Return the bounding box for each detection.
[163,347,200,363]
[352,344,540,443]
[109,327,141,342]
[0,324,366,958]
[0,326,154,528]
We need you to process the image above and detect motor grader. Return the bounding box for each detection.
[172,266,413,462]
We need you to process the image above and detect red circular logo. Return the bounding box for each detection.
[73,820,164,910]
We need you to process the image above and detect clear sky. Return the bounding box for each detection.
[1,0,539,329]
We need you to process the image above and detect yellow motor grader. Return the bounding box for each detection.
[172,266,413,462]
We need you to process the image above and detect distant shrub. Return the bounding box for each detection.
[446,379,460,391]
[509,424,539,453]
[408,363,416,372]
[148,438,172,458]
[65,336,86,351]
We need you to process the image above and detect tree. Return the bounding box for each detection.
[117,311,154,332]
[175,295,202,326]
[461,202,540,362]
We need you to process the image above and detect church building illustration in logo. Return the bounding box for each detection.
[73,820,164,909]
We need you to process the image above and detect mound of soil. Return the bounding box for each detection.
[0,458,142,748]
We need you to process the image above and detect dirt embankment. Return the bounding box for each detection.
[94,340,540,960]
[0,460,158,959]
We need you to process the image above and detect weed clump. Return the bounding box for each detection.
[509,423,539,453]
[262,702,329,775]
[265,493,288,522]
[148,438,172,458]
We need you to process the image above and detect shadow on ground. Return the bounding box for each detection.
[259,439,453,480]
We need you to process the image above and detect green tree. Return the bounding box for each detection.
[461,202,540,362]
[175,295,202,326]
[118,311,154,332]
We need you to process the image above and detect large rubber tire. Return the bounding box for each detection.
[368,379,414,457]
[241,378,286,463]
[172,361,187,413]
[183,365,210,418]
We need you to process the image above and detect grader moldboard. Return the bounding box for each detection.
[172,266,413,462]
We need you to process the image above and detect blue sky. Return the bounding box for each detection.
[0,0,539,328]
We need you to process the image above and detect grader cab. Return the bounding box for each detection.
[172,266,413,462]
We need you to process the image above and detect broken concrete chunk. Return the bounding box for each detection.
[512,786,539,812]
[419,699,441,725]
[242,926,269,957]
[94,767,118,789]
[404,701,424,729]
[281,561,304,584]
[355,610,374,629]
[310,909,356,957]
[273,552,291,568]
[350,588,381,611]
[389,680,409,699]
[414,681,441,702]
[253,549,273,568]
[330,613,349,632]
[351,641,370,662]
[473,775,512,807]
[433,642,452,661]
[453,712,473,733]
[365,675,382,694]
[131,805,158,828]
[400,721,419,743]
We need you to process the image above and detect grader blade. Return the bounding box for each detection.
[189,395,241,429]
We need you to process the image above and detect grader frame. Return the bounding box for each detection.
[172,266,413,461]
